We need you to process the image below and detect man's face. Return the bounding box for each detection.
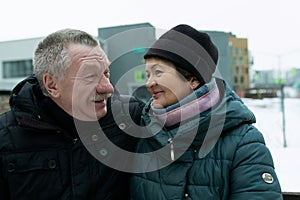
[47,43,114,121]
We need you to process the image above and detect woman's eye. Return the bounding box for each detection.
[155,70,163,76]
[104,71,110,78]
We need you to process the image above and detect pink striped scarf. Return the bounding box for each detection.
[153,84,220,127]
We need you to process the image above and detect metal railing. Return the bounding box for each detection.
[283,192,300,200]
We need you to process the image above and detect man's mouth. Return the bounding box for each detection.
[91,93,112,102]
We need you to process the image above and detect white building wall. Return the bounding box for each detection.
[0,37,43,91]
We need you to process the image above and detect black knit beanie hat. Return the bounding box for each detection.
[144,24,218,85]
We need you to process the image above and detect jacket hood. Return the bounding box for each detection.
[9,75,62,132]
[217,81,256,132]
[10,75,44,119]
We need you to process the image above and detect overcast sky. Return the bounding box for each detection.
[1,0,300,70]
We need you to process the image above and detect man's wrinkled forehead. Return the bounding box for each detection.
[70,46,110,73]
[68,44,110,66]
[81,46,110,65]
[81,55,110,67]
[78,61,106,76]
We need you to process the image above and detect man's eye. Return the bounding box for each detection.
[83,75,100,83]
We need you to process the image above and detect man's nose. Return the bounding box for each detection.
[96,75,114,93]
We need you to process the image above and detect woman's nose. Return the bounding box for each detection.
[96,75,114,93]
[145,75,157,88]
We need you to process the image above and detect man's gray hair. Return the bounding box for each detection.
[33,28,100,95]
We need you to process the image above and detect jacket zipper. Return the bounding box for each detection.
[168,138,175,161]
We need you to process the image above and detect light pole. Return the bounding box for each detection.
[275,49,300,148]
[280,83,287,148]
[254,49,300,148]
[276,54,287,148]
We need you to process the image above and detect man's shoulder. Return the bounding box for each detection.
[109,93,145,125]
[0,110,15,129]
[0,110,17,150]
[111,93,144,109]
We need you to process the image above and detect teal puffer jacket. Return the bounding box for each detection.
[130,80,282,200]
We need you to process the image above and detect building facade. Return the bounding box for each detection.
[98,22,156,101]
[0,37,42,91]
[228,34,250,90]
[0,23,251,113]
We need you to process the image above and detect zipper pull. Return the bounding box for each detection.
[73,138,78,144]
[168,138,175,161]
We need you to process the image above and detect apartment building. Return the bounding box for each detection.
[228,34,250,90]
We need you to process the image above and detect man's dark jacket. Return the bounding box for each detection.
[0,76,144,200]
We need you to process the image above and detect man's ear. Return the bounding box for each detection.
[189,77,200,90]
[43,73,60,98]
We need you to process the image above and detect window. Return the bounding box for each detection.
[239,57,244,65]
[240,76,244,84]
[234,76,238,83]
[2,59,33,78]
[240,49,244,55]
[232,58,237,65]
[245,67,249,74]
[236,66,239,74]
[235,48,239,55]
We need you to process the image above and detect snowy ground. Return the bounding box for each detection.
[242,97,300,192]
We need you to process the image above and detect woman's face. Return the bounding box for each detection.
[145,58,194,108]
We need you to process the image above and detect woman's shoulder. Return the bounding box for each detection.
[226,124,265,146]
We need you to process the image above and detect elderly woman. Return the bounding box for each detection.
[130,24,283,199]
